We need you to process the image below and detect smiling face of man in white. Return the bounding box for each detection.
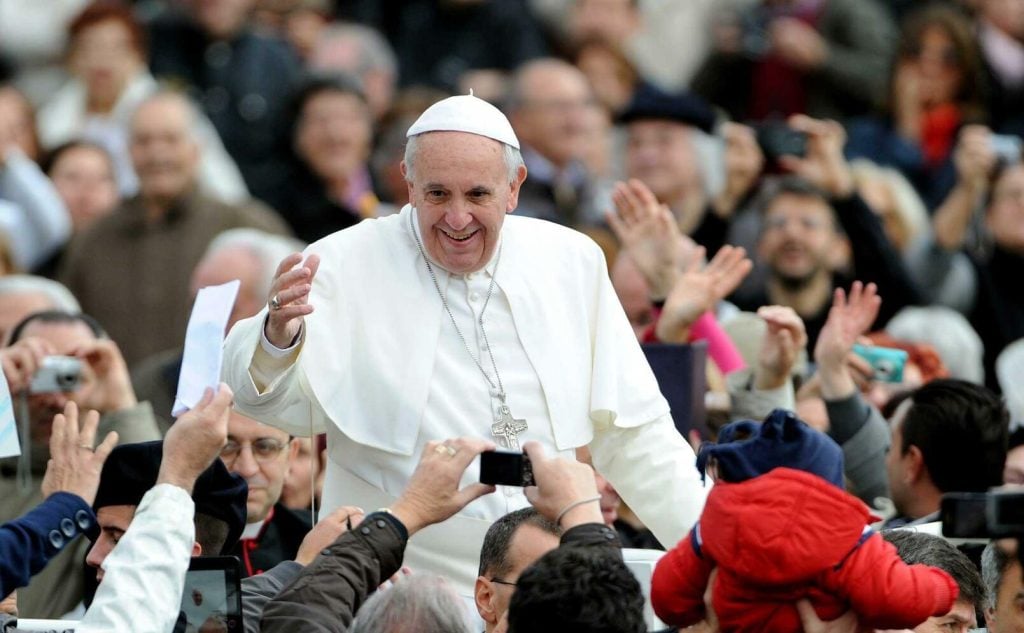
[403,131,527,275]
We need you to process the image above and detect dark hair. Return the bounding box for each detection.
[195,513,231,556]
[40,140,115,176]
[68,1,148,59]
[900,379,1008,493]
[755,175,836,224]
[478,507,561,578]
[7,310,106,346]
[288,72,369,135]
[891,5,985,122]
[882,530,985,608]
[507,546,646,633]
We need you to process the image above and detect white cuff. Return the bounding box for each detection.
[259,316,303,358]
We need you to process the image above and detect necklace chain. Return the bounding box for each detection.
[409,209,507,402]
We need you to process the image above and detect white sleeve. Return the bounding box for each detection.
[588,413,708,550]
[76,484,195,633]
[222,311,325,437]
[0,147,72,269]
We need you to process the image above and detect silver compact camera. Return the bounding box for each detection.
[29,356,83,394]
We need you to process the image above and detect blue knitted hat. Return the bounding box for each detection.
[696,409,845,487]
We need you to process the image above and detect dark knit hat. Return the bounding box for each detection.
[617,86,717,133]
[93,441,248,554]
[696,409,845,487]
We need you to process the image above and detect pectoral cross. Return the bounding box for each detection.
[491,405,528,450]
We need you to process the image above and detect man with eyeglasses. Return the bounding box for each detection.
[219,411,310,577]
[734,115,923,350]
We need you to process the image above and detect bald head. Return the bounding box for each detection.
[509,59,593,169]
[130,92,201,206]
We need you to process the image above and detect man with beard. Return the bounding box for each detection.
[735,115,923,348]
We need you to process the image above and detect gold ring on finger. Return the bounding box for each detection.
[270,295,281,311]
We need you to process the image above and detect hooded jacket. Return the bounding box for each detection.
[651,467,957,632]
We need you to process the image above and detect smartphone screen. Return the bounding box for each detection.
[179,557,243,632]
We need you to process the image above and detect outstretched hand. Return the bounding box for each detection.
[389,437,496,536]
[655,245,752,343]
[41,401,118,505]
[523,442,602,529]
[265,253,321,349]
[755,306,807,390]
[158,383,233,494]
[607,179,689,300]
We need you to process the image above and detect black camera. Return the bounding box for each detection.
[754,121,808,162]
[480,450,535,487]
[941,491,1024,539]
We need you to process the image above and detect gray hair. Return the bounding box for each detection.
[312,23,397,79]
[350,574,470,633]
[202,229,306,300]
[403,134,524,185]
[0,275,80,312]
[982,540,1015,612]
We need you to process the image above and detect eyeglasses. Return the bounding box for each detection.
[489,578,517,588]
[220,438,288,464]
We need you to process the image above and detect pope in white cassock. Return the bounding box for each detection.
[221,93,707,593]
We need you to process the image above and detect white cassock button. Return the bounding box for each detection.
[469,292,480,302]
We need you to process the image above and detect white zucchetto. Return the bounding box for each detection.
[406,93,520,149]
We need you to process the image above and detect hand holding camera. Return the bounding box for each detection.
[520,442,603,530]
[776,115,854,198]
[0,337,56,393]
[67,339,137,413]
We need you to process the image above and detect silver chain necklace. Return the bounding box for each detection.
[409,209,528,449]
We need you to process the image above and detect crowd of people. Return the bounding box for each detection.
[0,0,1022,631]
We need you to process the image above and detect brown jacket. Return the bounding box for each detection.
[58,191,289,367]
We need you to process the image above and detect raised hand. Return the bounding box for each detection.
[607,179,689,300]
[755,305,808,390]
[265,253,321,349]
[389,437,496,536]
[954,125,996,194]
[0,337,54,393]
[770,17,827,70]
[777,115,854,198]
[41,401,118,504]
[814,282,881,400]
[655,245,752,343]
[157,383,233,494]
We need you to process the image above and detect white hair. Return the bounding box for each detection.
[885,306,985,384]
[312,22,398,78]
[403,133,524,186]
[202,229,307,300]
[0,275,80,312]
[350,575,470,633]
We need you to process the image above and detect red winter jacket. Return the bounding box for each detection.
[651,468,958,632]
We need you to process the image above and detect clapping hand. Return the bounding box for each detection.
[607,179,690,300]
[755,306,808,390]
[814,282,881,400]
[41,401,118,505]
[265,253,321,349]
[655,245,752,343]
[953,125,996,194]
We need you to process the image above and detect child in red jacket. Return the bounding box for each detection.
[651,409,958,632]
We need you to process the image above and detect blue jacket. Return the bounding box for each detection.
[0,492,94,596]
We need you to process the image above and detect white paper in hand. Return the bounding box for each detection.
[173,280,240,417]
[0,370,19,458]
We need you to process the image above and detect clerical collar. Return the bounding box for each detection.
[241,517,267,540]
[404,205,502,279]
